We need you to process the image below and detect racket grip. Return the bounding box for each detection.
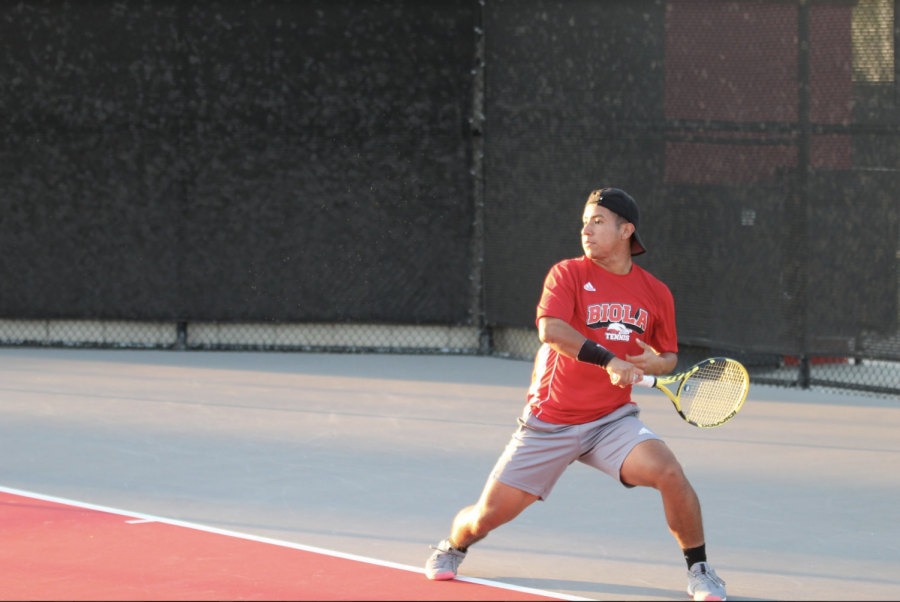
[633,374,657,388]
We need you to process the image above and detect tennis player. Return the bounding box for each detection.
[425,189,727,601]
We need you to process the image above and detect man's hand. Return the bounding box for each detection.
[626,339,677,376]
[607,357,642,388]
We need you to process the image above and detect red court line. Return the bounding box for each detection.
[0,491,564,601]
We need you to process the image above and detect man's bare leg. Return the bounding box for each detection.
[426,478,538,580]
[449,478,539,550]
[621,440,727,600]
[619,439,704,549]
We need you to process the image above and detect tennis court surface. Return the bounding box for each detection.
[0,489,563,601]
[1,348,898,600]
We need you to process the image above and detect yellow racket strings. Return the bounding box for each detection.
[679,361,748,426]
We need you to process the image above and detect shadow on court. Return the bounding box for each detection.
[488,578,779,601]
[484,578,686,600]
[1,346,532,386]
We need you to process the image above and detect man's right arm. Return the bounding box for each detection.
[538,316,586,358]
[538,317,642,388]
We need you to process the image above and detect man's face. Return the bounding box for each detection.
[581,203,631,261]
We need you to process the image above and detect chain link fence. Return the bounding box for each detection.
[3,317,900,400]
[4,317,899,401]
[3,0,900,402]
[0,319,482,354]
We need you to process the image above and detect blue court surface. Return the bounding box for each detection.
[1,348,897,601]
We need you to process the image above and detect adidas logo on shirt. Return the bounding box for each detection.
[584,282,596,291]
[638,427,654,436]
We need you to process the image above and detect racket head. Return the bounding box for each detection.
[674,358,749,428]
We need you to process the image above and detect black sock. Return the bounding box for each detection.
[683,544,706,569]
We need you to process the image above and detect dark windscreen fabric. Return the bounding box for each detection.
[482,0,899,359]
[2,0,899,366]
[482,0,666,330]
[0,1,476,323]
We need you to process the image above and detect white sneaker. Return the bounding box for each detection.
[687,561,727,601]
[425,539,466,580]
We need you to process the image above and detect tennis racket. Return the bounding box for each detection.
[632,358,749,428]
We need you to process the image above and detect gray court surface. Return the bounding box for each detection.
[1,348,898,601]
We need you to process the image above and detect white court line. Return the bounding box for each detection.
[0,485,592,602]
[125,519,157,524]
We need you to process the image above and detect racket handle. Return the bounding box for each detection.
[633,374,657,388]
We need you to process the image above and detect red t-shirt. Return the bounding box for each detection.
[528,256,678,425]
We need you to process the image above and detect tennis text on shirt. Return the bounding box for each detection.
[528,255,678,425]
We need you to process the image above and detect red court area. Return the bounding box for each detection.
[0,492,556,601]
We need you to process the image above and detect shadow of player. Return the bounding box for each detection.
[487,577,777,601]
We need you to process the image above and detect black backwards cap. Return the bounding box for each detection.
[586,188,647,256]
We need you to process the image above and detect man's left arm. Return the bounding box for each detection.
[626,339,677,376]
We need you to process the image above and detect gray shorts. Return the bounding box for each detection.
[490,403,663,501]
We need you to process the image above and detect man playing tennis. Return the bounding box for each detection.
[425,189,727,601]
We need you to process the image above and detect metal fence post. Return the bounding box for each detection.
[797,0,812,388]
[469,0,491,355]
[175,322,188,350]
